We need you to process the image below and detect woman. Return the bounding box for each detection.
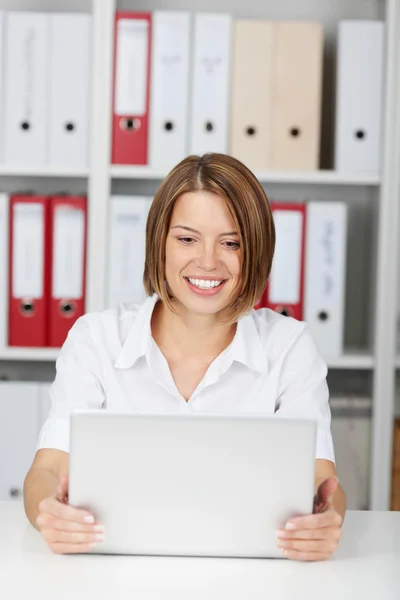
[24,153,345,561]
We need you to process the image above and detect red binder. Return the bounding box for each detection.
[257,203,306,320]
[48,196,87,348]
[8,195,50,347]
[112,11,152,165]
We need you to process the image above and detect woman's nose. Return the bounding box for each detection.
[196,244,219,271]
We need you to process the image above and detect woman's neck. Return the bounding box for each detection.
[151,299,237,363]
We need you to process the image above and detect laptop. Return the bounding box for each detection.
[68,411,317,558]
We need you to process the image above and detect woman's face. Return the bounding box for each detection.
[165,191,241,317]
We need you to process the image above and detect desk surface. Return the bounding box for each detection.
[0,502,399,600]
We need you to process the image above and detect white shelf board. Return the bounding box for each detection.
[0,347,60,362]
[0,165,89,177]
[0,346,373,367]
[111,165,381,186]
[327,351,374,370]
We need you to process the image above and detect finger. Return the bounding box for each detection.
[36,514,103,534]
[282,549,332,562]
[48,542,98,555]
[41,527,104,545]
[277,526,342,542]
[285,510,342,531]
[38,497,95,524]
[277,537,339,556]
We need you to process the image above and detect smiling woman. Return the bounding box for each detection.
[144,153,275,324]
[24,152,345,561]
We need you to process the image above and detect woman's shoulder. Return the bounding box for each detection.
[66,301,143,348]
[250,307,311,362]
[251,306,306,337]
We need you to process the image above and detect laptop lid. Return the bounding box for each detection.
[69,411,316,558]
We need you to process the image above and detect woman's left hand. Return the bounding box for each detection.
[276,477,343,562]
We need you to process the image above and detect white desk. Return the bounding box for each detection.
[0,502,399,600]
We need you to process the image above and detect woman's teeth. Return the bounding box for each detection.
[188,278,223,289]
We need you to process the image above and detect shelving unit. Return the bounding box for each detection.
[110,166,381,186]
[1,0,399,511]
[0,166,89,177]
[0,347,375,369]
[0,348,60,362]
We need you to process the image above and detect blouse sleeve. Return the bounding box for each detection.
[274,323,335,463]
[37,316,105,453]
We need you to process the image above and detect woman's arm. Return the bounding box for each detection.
[24,448,69,530]
[314,458,346,523]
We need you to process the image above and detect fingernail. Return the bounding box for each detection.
[88,542,97,548]
[276,529,287,538]
[93,525,104,533]
[83,515,95,524]
[285,522,296,530]
[94,533,104,542]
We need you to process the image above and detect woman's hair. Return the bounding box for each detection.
[143,153,275,324]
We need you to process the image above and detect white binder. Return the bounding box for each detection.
[334,20,384,173]
[304,202,348,358]
[149,11,191,168]
[107,196,153,308]
[49,13,91,167]
[0,194,8,351]
[4,12,49,165]
[189,13,232,155]
[0,382,40,501]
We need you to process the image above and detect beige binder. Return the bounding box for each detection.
[230,20,274,170]
[270,22,323,170]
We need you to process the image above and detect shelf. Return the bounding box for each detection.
[326,351,374,370]
[0,347,373,367]
[110,165,381,186]
[0,348,60,362]
[0,165,89,177]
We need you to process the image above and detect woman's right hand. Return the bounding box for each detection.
[36,474,104,554]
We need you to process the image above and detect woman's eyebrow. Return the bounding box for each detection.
[170,225,239,236]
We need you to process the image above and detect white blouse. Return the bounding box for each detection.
[37,294,335,463]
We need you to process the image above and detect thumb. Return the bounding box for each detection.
[316,477,339,506]
[56,474,69,501]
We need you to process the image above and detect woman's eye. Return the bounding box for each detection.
[224,241,240,249]
[178,237,194,244]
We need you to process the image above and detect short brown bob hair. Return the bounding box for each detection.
[144,153,275,324]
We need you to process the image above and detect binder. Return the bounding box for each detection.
[9,195,49,347]
[107,196,153,308]
[149,11,191,168]
[262,203,306,320]
[0,194,8,350]
[112,12,152,165]
[48,196,87,348]
[304,202,348,358]
[4,12,49,165]
[230,20,274,170]
[49,13,91,168]
[334,21,384,173]
[0,382,40,501]
[189,13,232,155]
[270,22,323,170]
